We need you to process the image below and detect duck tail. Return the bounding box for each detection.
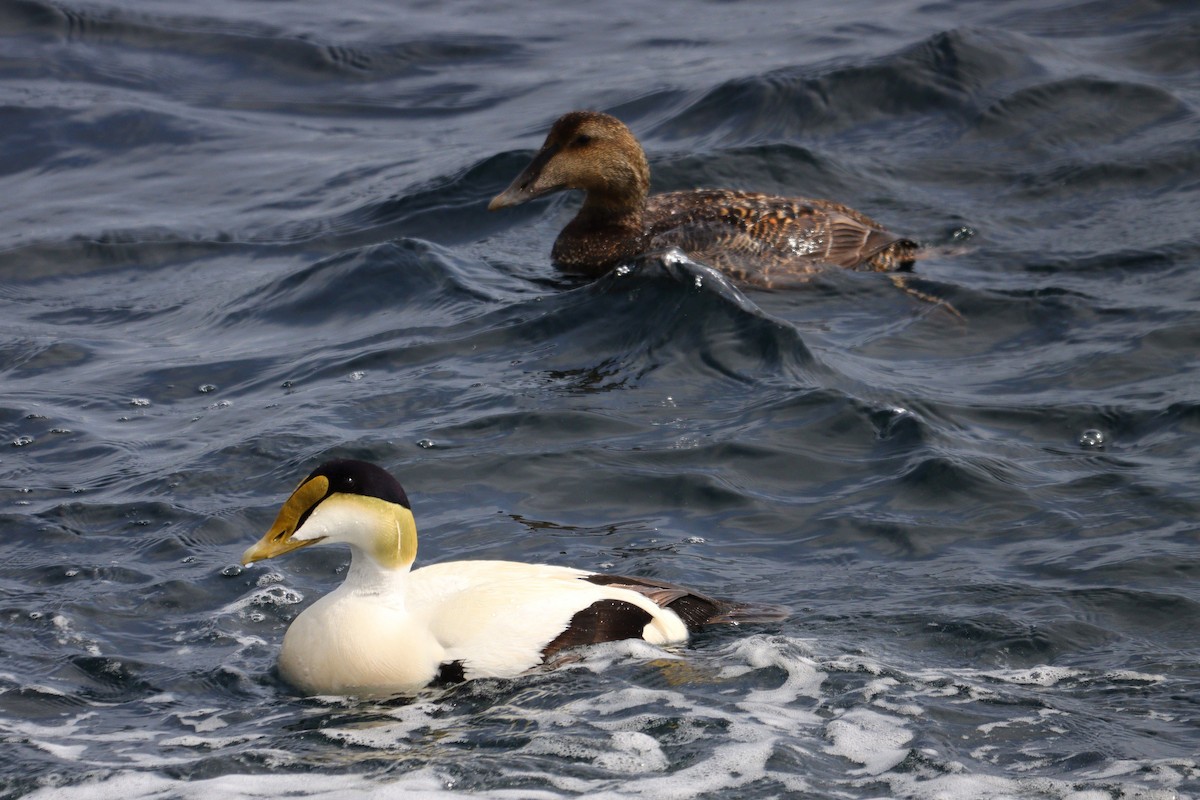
[702,601,790,626]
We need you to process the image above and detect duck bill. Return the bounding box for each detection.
[241,527,320,566]
[488,181,534,211]
[241,474,330,565]
[488,144,561,210]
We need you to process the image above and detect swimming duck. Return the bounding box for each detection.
[241,459,785,697]
[488,110,918,285]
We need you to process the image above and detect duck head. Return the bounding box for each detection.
[241,459,418,571]
[488,111,651,215]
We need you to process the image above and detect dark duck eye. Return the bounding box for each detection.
[571,133,592,148]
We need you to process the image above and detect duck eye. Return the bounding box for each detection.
[572,133,592,147]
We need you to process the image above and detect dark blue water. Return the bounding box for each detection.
[2,0,1199,797]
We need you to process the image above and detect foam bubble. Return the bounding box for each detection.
[978,665,1165,688]
[220,584,304,615]
[825,707,913,775]
[564,685,689,718]
[977,708,1062,735]
[986,666,1081,686]
[320,700,451,750]
[588,736,783,800]
[522,728,669,775]
[158,734,264,750]
[732,636,824,704]
[171,708,229,733]
[563,637,682,675]
[49,613,102,656]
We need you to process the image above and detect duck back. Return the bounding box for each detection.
[644,190,916,284]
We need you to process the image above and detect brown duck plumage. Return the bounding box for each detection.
[488,110,917,285]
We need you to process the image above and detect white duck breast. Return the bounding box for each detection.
[241,459,785,697]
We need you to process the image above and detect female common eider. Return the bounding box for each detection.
[488,110,918,285]
[241,459,785,697]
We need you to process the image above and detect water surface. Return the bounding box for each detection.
[1,0,1199,797]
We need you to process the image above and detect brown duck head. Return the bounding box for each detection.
[488,111,651,217]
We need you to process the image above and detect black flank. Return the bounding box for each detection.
[541,599,653,659]
[433,660,466,685]
[584,574,725,631]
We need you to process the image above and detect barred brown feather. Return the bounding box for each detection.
[490,111,918,287]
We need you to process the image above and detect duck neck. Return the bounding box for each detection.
[577,146,650,230]
[552,145,652,273]
[557,181,643,256]
[579,184,645,225]
[344,546,411,598]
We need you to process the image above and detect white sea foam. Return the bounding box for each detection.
[255,571,286,588]
[170,708,229,733]
[824,707,914,775]
[523,728,670,775]
[10,637,1194,800]
[320,699,454,750]
[845,769,1186,800]
[977,707,1062,735]
[562,637,683,674]
[158,733,265,749]
[978,665,1165,687]
[50,612,102,656]
[30,739,88,761]
[529,733,787,800]
[728,637,825,734]
[20,769,564,800]
[219,584,304,615]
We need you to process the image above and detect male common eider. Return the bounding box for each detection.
[241,459,786,697]
[488,110,918,285]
